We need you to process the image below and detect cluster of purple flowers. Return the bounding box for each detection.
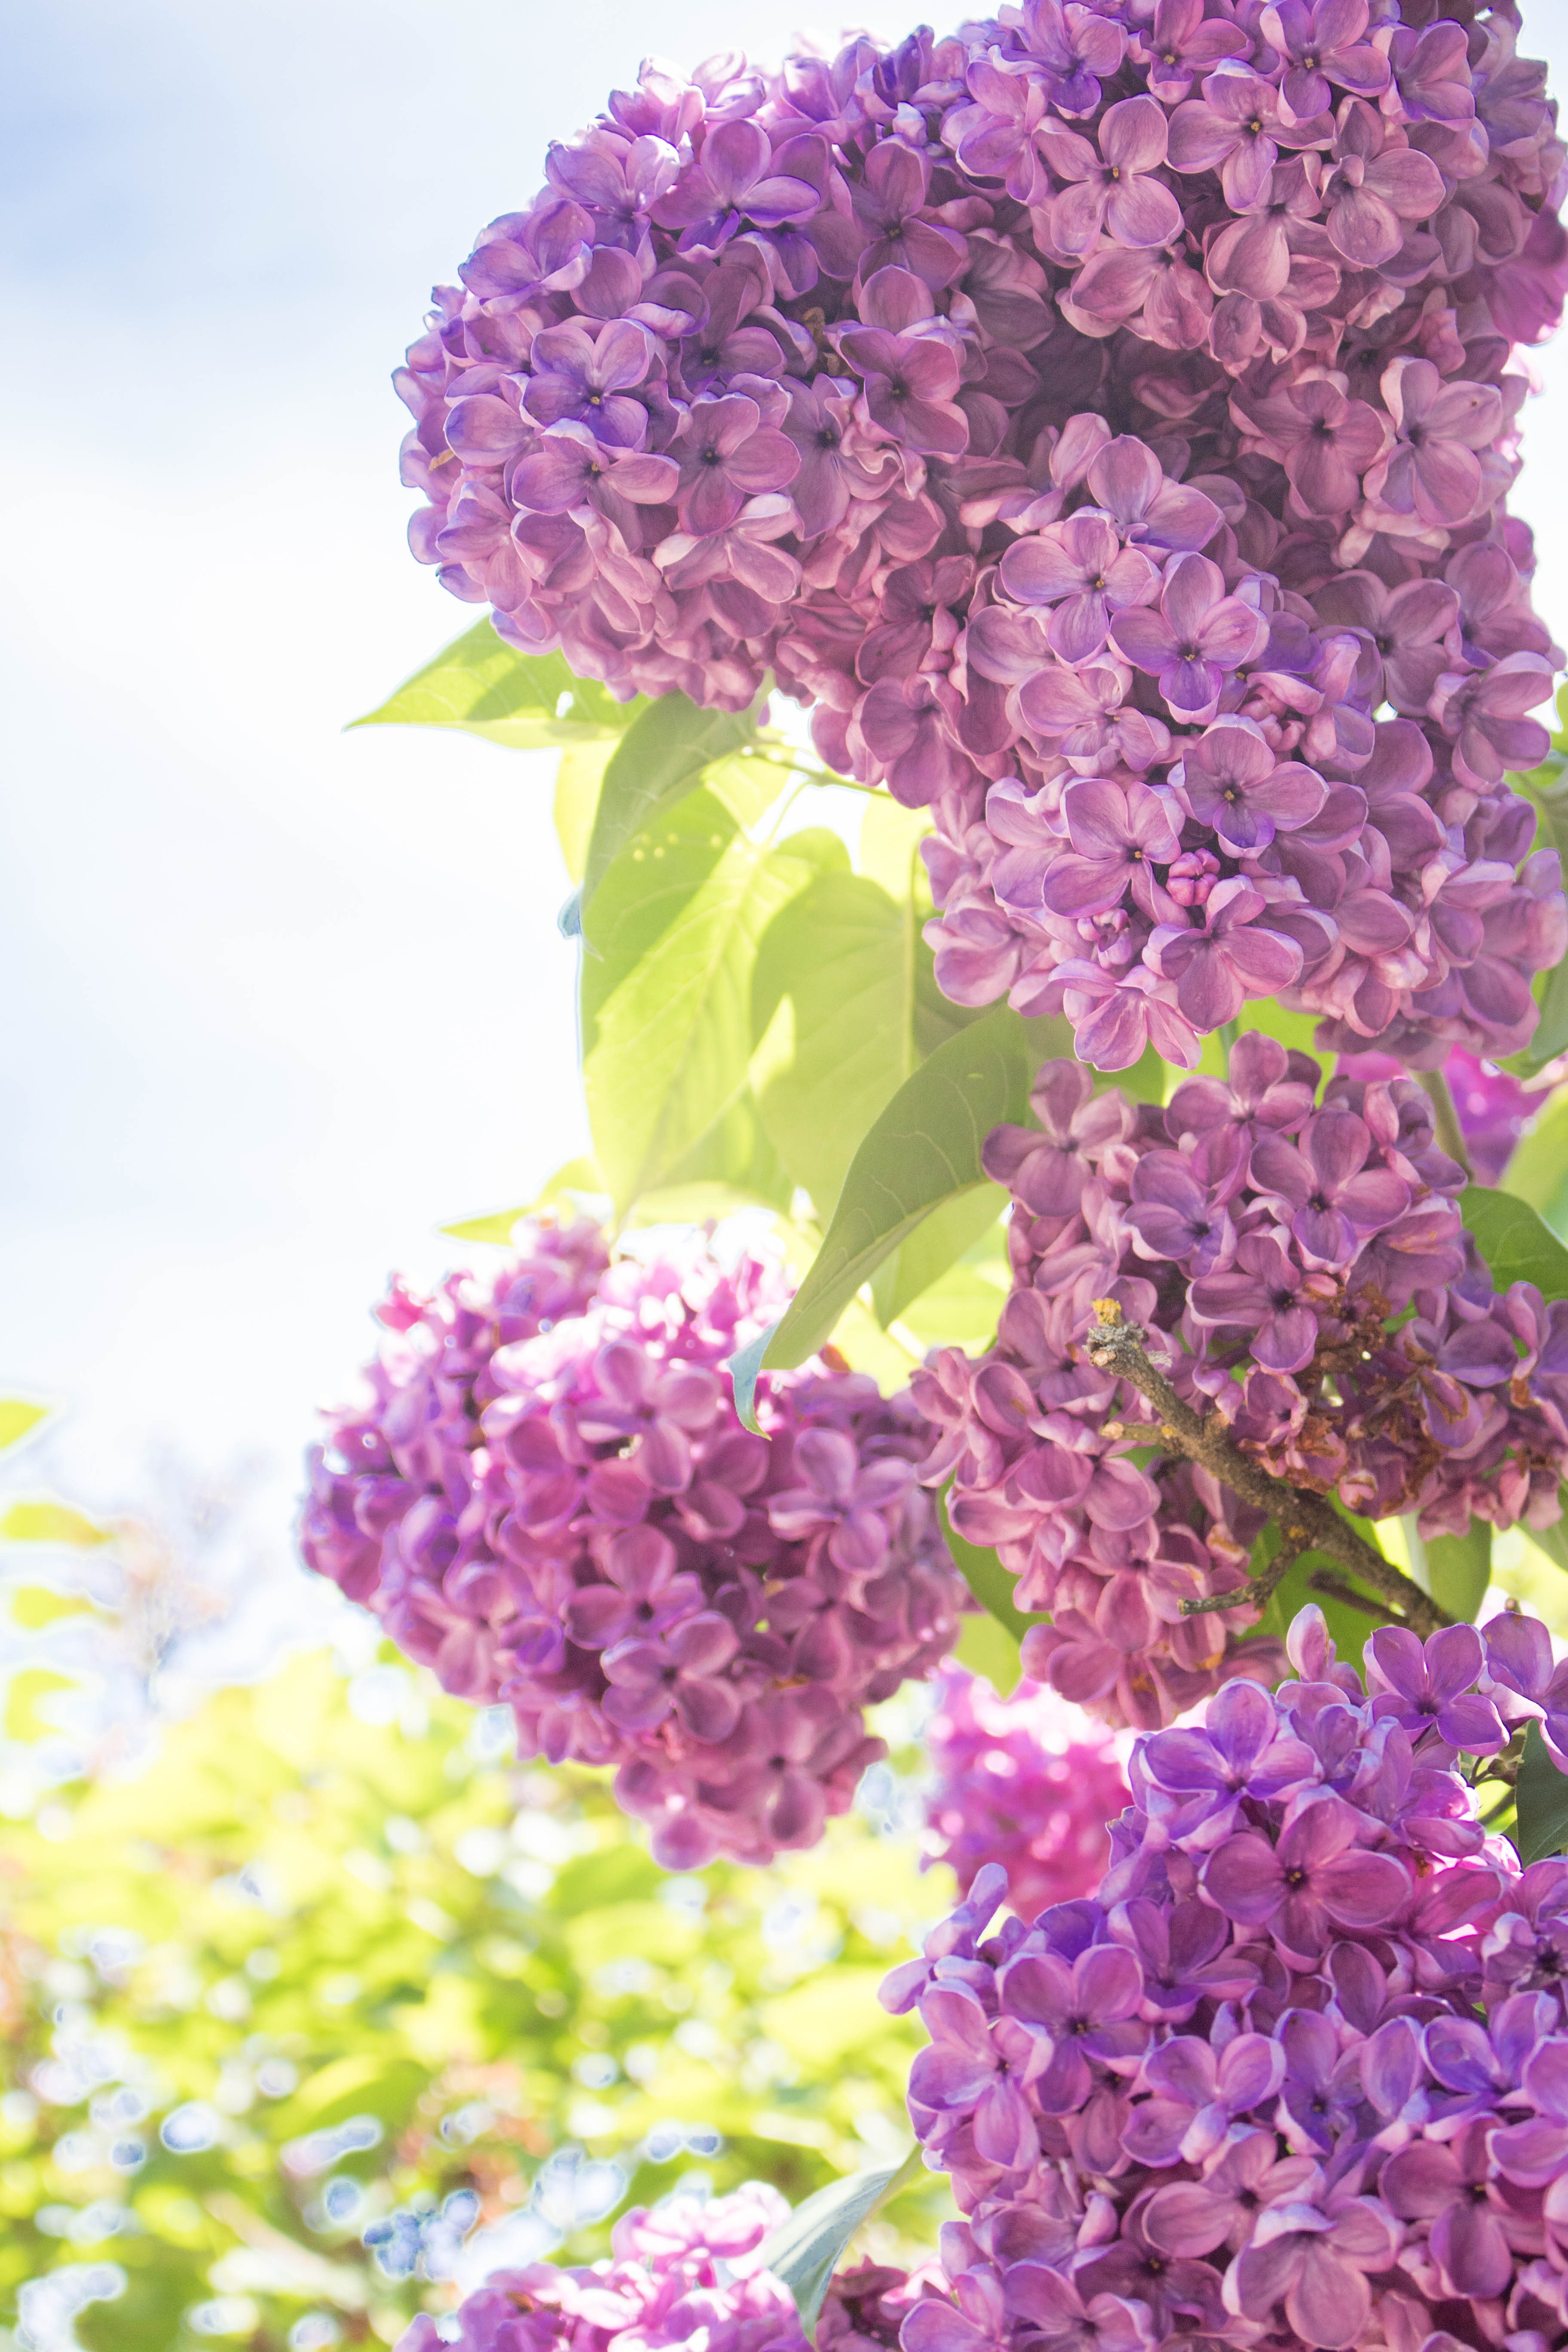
[398,9,1567,1066]
[923,1668,1134,1917]
[1343,1041,1568,1183]
[397,2183,943,2352]
[913,1035,1568,1730]
[885,1604,1568,2352]
[299,1219,963,1868]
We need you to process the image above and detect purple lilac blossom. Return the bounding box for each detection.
[923,1668,1133,1919]
[299,1219,964,1868]
[399,14,1568,1072]
[397,2184,947,2352]
[1340,1044,1568,1185]
[887,1600,1568,2352]
[912,1038,1568,1731]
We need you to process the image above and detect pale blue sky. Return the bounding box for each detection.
[2,0,1567,1610]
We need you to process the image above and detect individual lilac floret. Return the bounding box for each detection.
[922,1668,1132,1919]
[913,1039,1568,1731]
[300,1219,964,1867]
[889,1601,1568,2352]
[400,19,1568,1072]
[398,2183,949,2352]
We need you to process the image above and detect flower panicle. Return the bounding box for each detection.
[889,1599,1568,2352]
[401,5,1568,1071]
[298,1217,965,1869]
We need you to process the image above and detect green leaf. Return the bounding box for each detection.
[954,1611,1027,1699]
[750,872,981,1220]
[441,1159,609,1242]
[870,1188,1008,1329]
[1400,1516,1491,1622]
[1461,1184,1568,1300]
[0,1398,49,1452]
[1498,1089,1568,1225]
[626,1089,797,1223]
[1526,1511,1568,1577]
[939,1484,1043,1653]
[581,694,761,925]
[748,1007,1063,1373]
[349,620,638,749]
[1525,958,1568,1072]
[1516,1720,1568,1864]
[554,743,616,882]
[582,790,822,1215]
[1237,1002,1324,1060]
[856,799,933,901]
[757,2147,923,2337]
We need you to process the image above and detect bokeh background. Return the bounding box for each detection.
[6,3,1568,2346]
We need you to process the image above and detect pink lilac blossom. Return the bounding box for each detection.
[924,1667,1134,1918]
[396,2184,946,2352]
[911,1037,1568,1732]
[1341,1043,1568,1183]
[298,1219,964,1868]
[398,12,1568,1071]
[883,1602,1568,2352]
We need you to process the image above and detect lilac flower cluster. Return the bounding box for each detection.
[299,1219,963,1868]
[885,1605,1568,2352]
[1343,1042,1568,1183]
[397,2183,943,2352]
[924,1667,1133,1918]
[912,1037,1568,1730]
[399,11,1567,1067]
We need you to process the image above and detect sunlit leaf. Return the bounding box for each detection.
[731,1009,1064,1419]
[758,2147,922,2337]
[580,694,762,926]
[555,742,617,882]
[441,1159,606,1244]
[7,1585,98,1629]
[0,1499,112,1547]
[1400,1517,1491,1622]
[870,1191,1008,1332]
[625,1091,796,1223]
[751,872,980,1221]
[1498,1089,1568,1225]
[5,1666,77,1740]
[349,620,639,750]
[0,1397,49,1452]
[582,792,826,1216]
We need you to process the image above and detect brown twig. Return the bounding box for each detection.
[1305,1569,1393,1622]
[1085,1301,1450,1638]
[1182,1534,1306,1620]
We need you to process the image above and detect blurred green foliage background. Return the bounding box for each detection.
[0,1509,951,2352]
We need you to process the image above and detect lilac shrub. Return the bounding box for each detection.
[924,1667,1133,1917]
[397,2184,945,2352]
[398,11,1568,1068]
[885,1605,1568,2352]
[299,1219,964,1867]
[912,1038,1568,1729]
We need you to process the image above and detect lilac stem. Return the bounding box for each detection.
[1085,1301,1449,1637]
